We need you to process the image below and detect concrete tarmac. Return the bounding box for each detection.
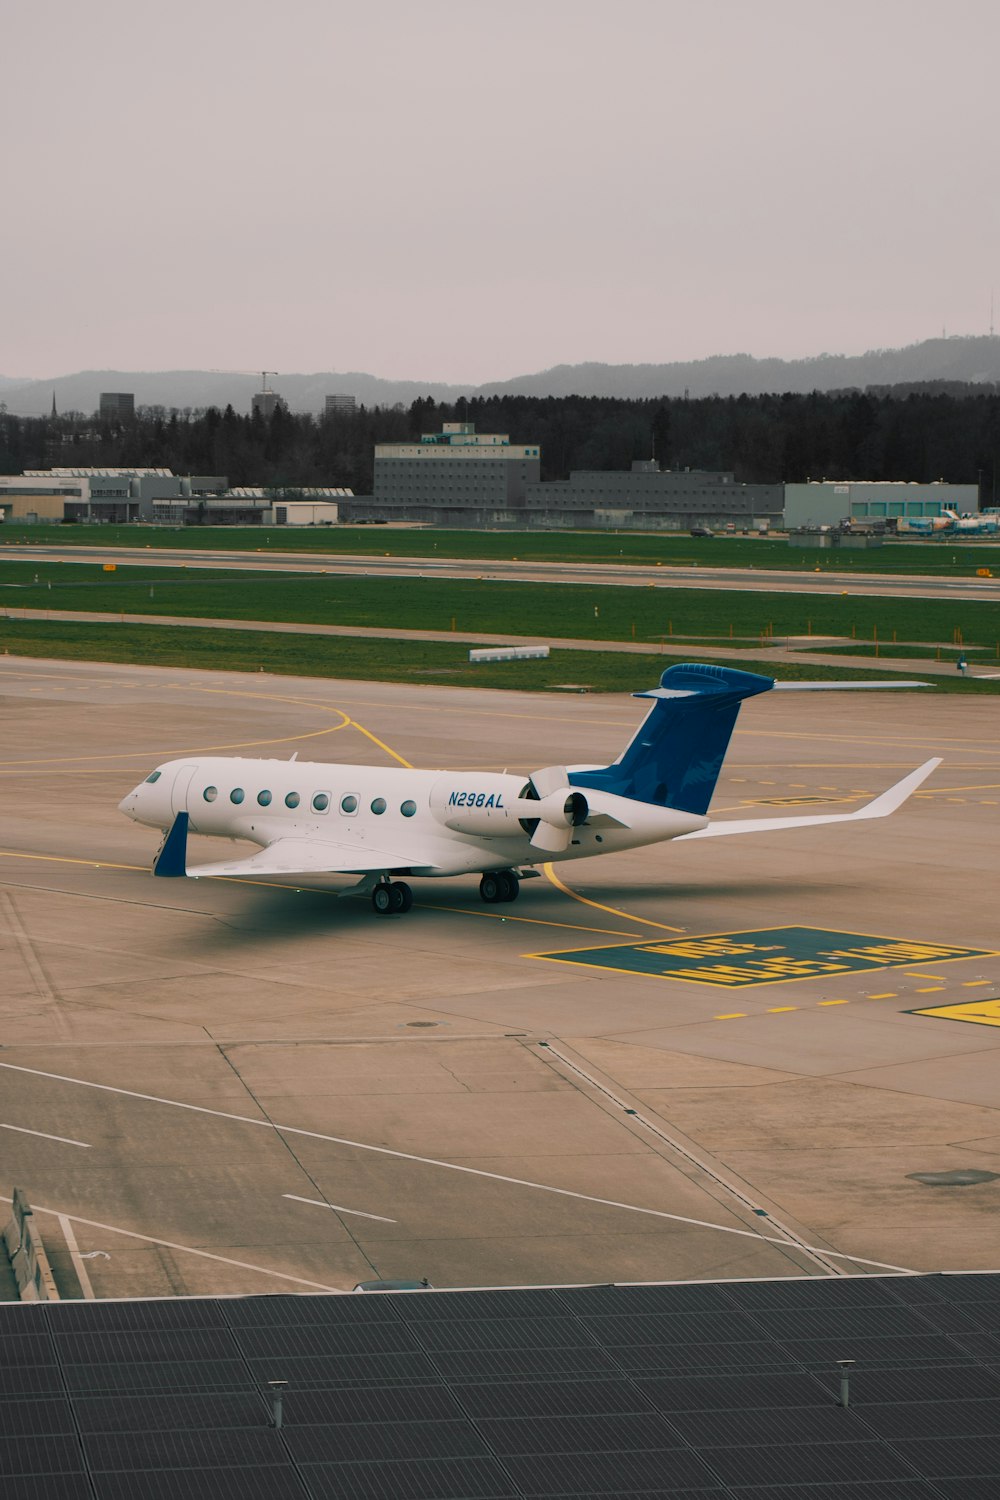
[1,655,998,1300]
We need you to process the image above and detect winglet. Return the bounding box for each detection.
[153,813,189,877]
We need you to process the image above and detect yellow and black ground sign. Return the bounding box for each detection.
[530,926,994,989]
[910,998,1000,1027]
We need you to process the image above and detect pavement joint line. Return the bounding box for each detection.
[0,1060,914,1273]
[283,1194,396,1224]
[0,1122,91,1148]
[24,1202,345,1294]
[534,1040,888,1277]
[57,1213,96,1299]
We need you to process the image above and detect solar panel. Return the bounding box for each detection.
[893,1434,1000,1478]
[635,1371,832,1412]
[670,1402,871,1449]
[52,1327,238,1366]
[299,1454,519,1498]
[0,1476,96,1500]
[706,1437,918,1487]
[578,1310,764,1347]
[0,1397,76,1438]
[408,1316,594,1354]
[452,1378,654,1421]
[90,1465,306,1499]
[606,1337,796,1373]
[861,1399,1000,1441]
[60,1359,255,1395]
[234,1319,422,1360]
[0,1363,67,1397]
[0,1333,57,1368]
[475,1410,682,1456]
[241,1350,440,1389]
[284,1417,489,1463]
[501,1445,715,1493]
[223,1294,405,1328]
[46,1299,228,1334]
[774,1334,974,1368]
[718,1484,939,1500]
[0,1434,87,1478]
[82,1427,287,1472]
[428,1343,617,1382]
[557,1283,735,1317]
[725,1276,920,1312]
[396,1288,567,1322]
[932,1479,1000,1500]
[749,1305,938,1342]
[284,1384,465,1427]
[72,1391,265,1435]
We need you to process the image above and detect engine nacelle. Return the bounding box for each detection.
[428,775,589,840]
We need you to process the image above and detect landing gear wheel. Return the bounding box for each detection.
[390,881,413,913]
[372,884,393,914]
[499,872,520,902]
[479,873,502,904]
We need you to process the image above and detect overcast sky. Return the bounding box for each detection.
[4,0,998,384]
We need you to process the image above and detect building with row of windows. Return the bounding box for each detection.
[0,470,347,526]
[784,480,980,528]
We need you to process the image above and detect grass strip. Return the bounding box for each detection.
[2,560,999,650]
[0,619,992,692]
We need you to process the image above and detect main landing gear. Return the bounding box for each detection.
[371,880,413,914]
[479,870,520,904]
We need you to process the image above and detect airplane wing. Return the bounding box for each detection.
[153,817,419,879]
[675,758,941,840]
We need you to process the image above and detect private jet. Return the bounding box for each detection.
[119,663,938,914]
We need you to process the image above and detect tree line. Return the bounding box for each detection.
[2,386,998,499]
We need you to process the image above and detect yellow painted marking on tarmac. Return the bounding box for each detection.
[905,973,946,981]
[818,999,848,1006]
[868,992,897,1000]
[912,998,1000,1028]
[767,1006,798,1013]
[0,715,351,767]
[963,980,992,987]
[541,862,686,934]
[715,1012,746,1020]
[345,719,414,769]
[432,901,638,939]
[915,986,945,993]
[0,851,146,872]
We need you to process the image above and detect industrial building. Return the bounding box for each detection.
[784,480,979,530]
[524,461,781,530]
[370,422,541,523]
[0,470,348,526]
[324,393,357,416]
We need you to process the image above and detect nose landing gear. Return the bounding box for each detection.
[479,870,520,904]
[371,881,413,914]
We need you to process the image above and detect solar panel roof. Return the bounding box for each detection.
[0,1272,999,1496]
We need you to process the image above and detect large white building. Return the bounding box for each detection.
[372,422,541,520]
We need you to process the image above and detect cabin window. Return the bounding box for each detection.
[144,771,162,784]
[203,786,218,802]
[401,799,417,818]
[340,794,359,815]
[230,788,245,804]
[312,792,330,812]
[285,792,301,808]
[371,797,387,815]
[257,790,272,806]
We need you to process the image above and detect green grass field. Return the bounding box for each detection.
[2,618,990,692]
[3,522,1000,577]
[2,559,997,650]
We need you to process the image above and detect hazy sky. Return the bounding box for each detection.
[4,0,998,383]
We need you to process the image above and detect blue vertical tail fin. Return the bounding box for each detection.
[569,663,774,815]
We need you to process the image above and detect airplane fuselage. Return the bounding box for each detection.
[119,755,708,878]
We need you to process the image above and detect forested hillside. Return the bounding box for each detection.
[2,388,998,495]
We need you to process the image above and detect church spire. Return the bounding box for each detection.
[51,391,58,418]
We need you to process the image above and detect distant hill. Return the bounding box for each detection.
[3,336,1000,416]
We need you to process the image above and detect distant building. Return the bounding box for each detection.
[251,390,286,419]
[524,461,781,530]
[99,392,135,420]
[783,480,979,530]
[325,393,357,417]
[0,469,225,524]
[370,422,541,522]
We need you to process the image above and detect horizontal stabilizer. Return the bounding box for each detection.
[188,835,417,879]
[772,680,930,691]
[677,758,941,840]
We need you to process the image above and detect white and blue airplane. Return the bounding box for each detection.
[118,664,939,914]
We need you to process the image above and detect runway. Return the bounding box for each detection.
[9,542,1000,602]
[1,656,998,1298]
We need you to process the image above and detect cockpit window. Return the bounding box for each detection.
[144,771,162,784]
